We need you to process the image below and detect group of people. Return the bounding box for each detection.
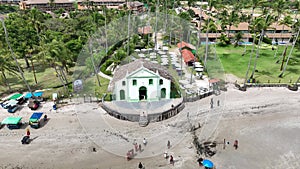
[164,140,174,165]
[127,138,148,161]
[223,139,239,150]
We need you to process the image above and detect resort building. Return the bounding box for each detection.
[19,0,126,11]
[108,59,173,102]
[191,8,293,43]
[125,1,144,14]
[20,0,76,11]
[0,0,20,4]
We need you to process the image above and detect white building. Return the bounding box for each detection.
[109,59,173,102]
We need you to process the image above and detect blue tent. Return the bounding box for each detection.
[24,92,44,99]
[202,159,214,168]
[29,112,43,122]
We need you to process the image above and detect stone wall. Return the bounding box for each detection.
[100,101,185,122]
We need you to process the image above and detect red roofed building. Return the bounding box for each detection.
[177,41,196,51]
[181,49,195,65]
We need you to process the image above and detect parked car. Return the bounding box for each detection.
[8,105,19,113]
[29,112,43,129]
[16,97,26,105]
[3,101,12,109]
[28,99,40,110]
[1,100,9,108]
[1,117,23,129]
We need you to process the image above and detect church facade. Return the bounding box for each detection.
[109,59,172,102]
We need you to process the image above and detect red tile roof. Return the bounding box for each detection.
[209,78,220,83]
[180,49,195,63]
[177,41,196,50]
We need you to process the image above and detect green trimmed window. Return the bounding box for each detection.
[133,79,137,86]
[159,79,163,85]
[149,79,153,85]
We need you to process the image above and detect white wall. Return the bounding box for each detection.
[114,68,171,101]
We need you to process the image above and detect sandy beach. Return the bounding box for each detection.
[0,85,299,169]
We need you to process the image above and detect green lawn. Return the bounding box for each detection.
[0,60,74,96]
[217,45,300,84]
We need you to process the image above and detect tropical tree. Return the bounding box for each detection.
[233,31,244,47]
[218,33,230,47]
[0,48,19,91]
[275,15,294,65]
[226,10,240,39]
[279,27,300,78]
[248,14,275,79]
[35,39,72,92]
[110,49,127,70]
[1,18,34,94]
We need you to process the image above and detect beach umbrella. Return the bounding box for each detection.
[202,159,214,168]
[195,68,204,72]
[150,55,157,59]
[158,51,166,55]
[138,54,145,58]
[195,65,204,68]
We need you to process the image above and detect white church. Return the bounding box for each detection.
[108,59,173,102]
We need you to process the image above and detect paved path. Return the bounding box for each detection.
[98,71,112,80]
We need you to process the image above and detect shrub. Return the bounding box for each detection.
[262,37,272,44]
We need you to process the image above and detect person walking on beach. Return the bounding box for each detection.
[26,128,30,137]
[135,143,138,152]
[139,144,142,152]
[143,138,147,146]
[167,140,171,149]
[138,162,143,169]
[234,140,238,150]
[169,155,174,165]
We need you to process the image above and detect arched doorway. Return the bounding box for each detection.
[161,88,166,98]
[139,86,147,100]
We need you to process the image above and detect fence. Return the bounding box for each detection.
[235,82,299,91]
[100,101,185,123]
[183,90,214,102]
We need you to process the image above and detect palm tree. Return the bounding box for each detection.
[110,49,126,70]
[241,0,266,55]
[234,31,244,47]
[279,26,300,78]
[279,15,293,42]
[249,0,267,23]
[0,48,19,91]
[276,16,294,65]
[1,18,34,94]
[226,10,239,39]
[36,39,71,93]
[249,14,275,79]
[270,0,288,51]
